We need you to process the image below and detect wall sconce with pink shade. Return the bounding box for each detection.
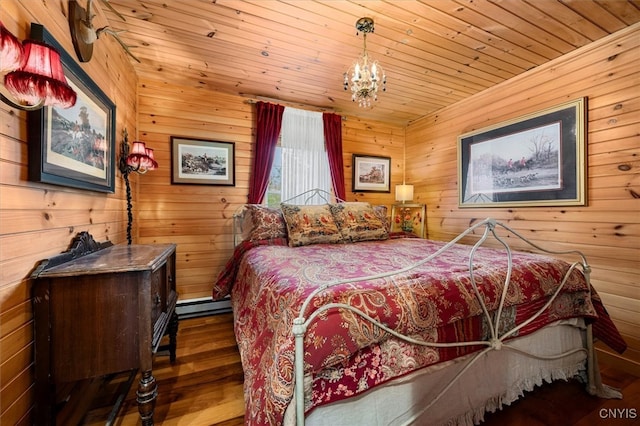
[1,21,76,111]
[119,129,158,244]
[123,140,159,174]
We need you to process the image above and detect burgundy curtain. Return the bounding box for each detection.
[323,112,346,200]
[248,101,285,203]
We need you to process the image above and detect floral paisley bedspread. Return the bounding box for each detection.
[213,237,626,426]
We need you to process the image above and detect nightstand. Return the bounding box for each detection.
[31,232,178,425]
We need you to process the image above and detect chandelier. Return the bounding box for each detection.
[343,17,386,108]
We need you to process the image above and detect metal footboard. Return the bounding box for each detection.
[291,218,620,425]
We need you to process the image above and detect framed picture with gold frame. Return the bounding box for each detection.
[390,203,426,238]
[458,98,586,207]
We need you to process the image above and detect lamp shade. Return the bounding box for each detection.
[0,21,24,73]
[395,184,414,202]
[126,141,147,168]
[130,141,147,155]
[144,147,159,170]
[125,141,158,172]
[4,40,76,108]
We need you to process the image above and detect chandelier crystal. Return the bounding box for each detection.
[343,17,386,108]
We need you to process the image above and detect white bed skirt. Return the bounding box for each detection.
[289,319,587,426]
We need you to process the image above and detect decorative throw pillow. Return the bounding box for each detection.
[240,207,254,241]
[373,204,390,233]
[245,205,288,241]
[330,202,389,242]
[280,204,343,247]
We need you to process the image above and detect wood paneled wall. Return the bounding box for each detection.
[0,2,138,424]
[405,24,640,374]
[135,79,404,300]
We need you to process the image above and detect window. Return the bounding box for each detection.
[265,145,282,205]
[264,108,331,206]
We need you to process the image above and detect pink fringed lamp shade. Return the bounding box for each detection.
[0,21,24,73]
[143,147,158,170]
[130,141,147,156]
[4,40,76,108]
[126,141,146,168]
[126,141,158,171]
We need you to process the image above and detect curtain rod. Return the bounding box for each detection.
[241,94,345,118]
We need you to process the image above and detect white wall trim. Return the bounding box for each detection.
[176,296,231,319]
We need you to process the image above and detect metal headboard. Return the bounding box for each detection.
[281,188,344,205]
[232,189,344,246]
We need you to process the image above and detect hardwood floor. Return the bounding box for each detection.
[82,313,639,426]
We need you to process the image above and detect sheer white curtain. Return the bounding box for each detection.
[280,107,331,203]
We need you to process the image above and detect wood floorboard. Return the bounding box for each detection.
[82,313,639,426]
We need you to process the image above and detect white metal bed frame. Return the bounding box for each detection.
[289,217,622,425]
[230,190,621,424]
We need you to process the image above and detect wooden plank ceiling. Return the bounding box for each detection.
[100,0,640,125]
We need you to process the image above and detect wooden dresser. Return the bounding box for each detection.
[31,233,178,425]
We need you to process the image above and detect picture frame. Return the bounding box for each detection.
[390,203,427,238]
[28,24,116,193]
[458,98,586,208]
[352,154,391,193]
[171,137,235,185]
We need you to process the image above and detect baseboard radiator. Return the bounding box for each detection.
[175,296,231,319]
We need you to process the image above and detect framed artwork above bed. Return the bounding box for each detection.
[171,137,235,185]
[458,97,587,208]
[352,154,391,193]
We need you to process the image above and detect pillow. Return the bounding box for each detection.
[373,204,390,233]
[330,202,389,243]
[280,204,344,247]
[240,207,254,241]
[244,205,288,242]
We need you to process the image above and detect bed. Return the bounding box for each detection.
[213,190,626,426]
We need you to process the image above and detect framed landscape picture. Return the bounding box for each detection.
[171,137,235,185]
[28,24,116,193]
[352,154,391,193]
[458,98,586,208]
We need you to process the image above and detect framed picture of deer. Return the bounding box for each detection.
[458,98,586,208]
[171,137,235,185]
[352,154,391,193]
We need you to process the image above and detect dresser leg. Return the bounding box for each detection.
[168,311,179,363]
[137,370,158,426]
